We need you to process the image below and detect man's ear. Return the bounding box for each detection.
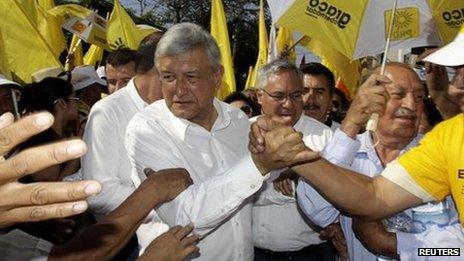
[257,89,263,106]
[213,65,224,91]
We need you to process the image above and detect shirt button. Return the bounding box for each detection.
[250,184,256,189]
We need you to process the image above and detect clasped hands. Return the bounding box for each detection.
[249,116,320,175]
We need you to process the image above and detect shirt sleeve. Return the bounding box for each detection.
[125,120,264,237]
[296,179,339,227]
[253,170,296,206]
[81,105,135,216]
[321,128,361,167]
[295,129,360,227]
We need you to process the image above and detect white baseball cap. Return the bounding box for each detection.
[0,74,20,87]
[423,25,464,67]
[71,65,107,91]
[31,66,67,83]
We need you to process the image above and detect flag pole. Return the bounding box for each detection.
[366,0,398,134]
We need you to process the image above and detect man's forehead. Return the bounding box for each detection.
[265,71,302,89]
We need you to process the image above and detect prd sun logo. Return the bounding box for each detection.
[384,7,419,41]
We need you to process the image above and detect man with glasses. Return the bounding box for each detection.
[252,59,335,260]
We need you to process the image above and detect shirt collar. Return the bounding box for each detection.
[358,131,423,162]
[127,78,148,111]
[162,98,231,141]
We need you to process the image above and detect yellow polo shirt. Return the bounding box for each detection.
[382,113,464,225]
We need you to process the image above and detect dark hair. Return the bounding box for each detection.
[136,32,163,74]
[19,77,73,114]
[300,63,335,93]
[106,48,138,68]
[224,91,260,117]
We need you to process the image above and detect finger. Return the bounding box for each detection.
[174,224,194,240]
[0,112,14,130]
[0,139,87,181]
[167,225,183,235]
[0,112,54,156]
[0,201,88,228]
[250,122,265,147]
[285,179,294,195]
[256,115,282,132]
[180,234,199,248]
[249,130,265,153]
[0,180,101,209]
[182,245,200,258]
[144,168,156,177]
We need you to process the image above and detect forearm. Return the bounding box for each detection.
[351,218,399,259]
[49,176,165,260]
[292,158,387,219]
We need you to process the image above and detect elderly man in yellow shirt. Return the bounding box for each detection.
[251,25,464,250]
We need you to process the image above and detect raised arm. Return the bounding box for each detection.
[49,168,193,260]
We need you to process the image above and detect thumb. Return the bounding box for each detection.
[291,148,321,166]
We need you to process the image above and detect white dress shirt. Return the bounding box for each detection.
[252,115,333,251]
[125,99,264,261]
[82,79,147,217]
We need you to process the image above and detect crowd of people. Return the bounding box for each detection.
[0,21,463,261]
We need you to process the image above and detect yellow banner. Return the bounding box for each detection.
[278,0,368,59]
[428,0,464,43]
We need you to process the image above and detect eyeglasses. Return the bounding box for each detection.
[261,89,303,103]
[240,104,252,115]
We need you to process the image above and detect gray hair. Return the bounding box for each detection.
[257,58,303,90]
[155,23,221,70]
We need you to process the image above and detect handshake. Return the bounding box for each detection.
[249,115,320,175]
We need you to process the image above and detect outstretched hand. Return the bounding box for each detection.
[0,112,101,228]
[140,224,200,261]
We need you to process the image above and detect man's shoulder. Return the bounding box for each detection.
[90,88,132,114]
[126,100,166,132]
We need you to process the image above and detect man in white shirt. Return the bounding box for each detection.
[125,23,311,260]
[251,59,335,260]
[82,32,163,217]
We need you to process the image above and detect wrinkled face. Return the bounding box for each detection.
[377,66,425,139]
[448,66,464,112]
[257,69,304,126]
[156,46,222,127]
[302,74,332,123]
[0,86,15,116]
[105,62,136,93]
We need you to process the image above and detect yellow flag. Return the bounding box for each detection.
[244,66,254,90]
[301,37,361,97]
[36,0,66,58]
[428,0,464,43]
[107,0,144,50]
[249,0,268,89]
[276,26,296,62]
[211,0,236,100]
[69,34,84,67]
[0,28,10,78]
[84,44,104,66]
[0,0,61,83]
